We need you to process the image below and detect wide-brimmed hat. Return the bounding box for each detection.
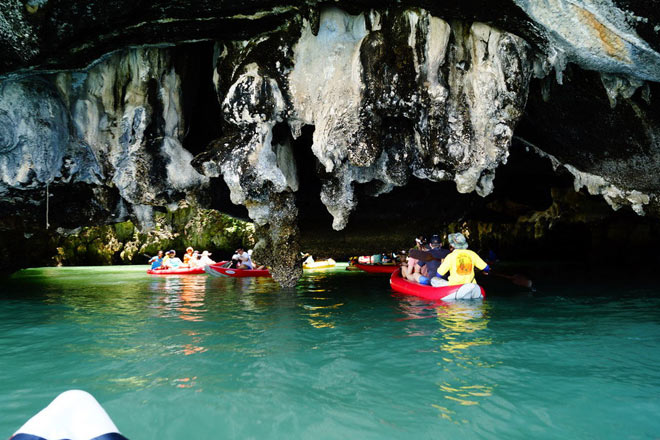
[202,250,212,256]
[448,233,468,249]
[186,247,193,252]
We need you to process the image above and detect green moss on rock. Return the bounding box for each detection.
[53,206,254,266]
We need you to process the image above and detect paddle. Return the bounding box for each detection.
[408,249,533,289]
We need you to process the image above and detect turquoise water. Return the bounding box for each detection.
[1,266,659,439]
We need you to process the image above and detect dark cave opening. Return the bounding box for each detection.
[293,124,336,229]
[292,135,660,273]
[207,176,250,221]
[174,42,223,157]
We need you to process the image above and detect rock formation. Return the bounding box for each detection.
[1,1,659,284]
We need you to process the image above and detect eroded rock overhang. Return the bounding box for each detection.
[1,1,660,285]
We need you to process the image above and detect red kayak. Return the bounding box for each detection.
[355,263,399,274]
[389,270,485,301]
[204,263,271,278]
[147,267,206,275]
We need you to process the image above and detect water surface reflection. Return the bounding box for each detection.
[395,297,495,419]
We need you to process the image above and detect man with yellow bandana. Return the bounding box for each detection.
[435,233,490,286]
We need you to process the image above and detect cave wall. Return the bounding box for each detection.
[1,1,660,285]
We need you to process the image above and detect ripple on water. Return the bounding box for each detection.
[1,268,659,438]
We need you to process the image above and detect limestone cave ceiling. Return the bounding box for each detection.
[1,0,660,284]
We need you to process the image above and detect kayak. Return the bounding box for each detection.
[389,270,485,301]
[11,390,128,440]
[303,258,336,269]
[204,263,271,278]
[147,267,206,275]
[355,263,398,274]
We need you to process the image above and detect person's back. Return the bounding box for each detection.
[199,251,215,266]
[423,247,450,276]
[438,233,489,285]
[417,235,449,284]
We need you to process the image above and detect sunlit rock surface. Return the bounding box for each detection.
[193,8,532,284]
[0,47,207,229]
[1,1,660,283]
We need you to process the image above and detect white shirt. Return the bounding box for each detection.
[237,252,253,269]
[199,255,215,266]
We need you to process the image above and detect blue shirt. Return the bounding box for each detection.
[150,257,163,270]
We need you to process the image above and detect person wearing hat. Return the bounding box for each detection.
[166,249,183,268]
[234,248,254,269]
[406,234,450,285]
[183,247,195,265]
[434,232,490,286]
[199,250,216,266]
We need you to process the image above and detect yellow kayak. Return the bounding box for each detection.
[303,258,336,269]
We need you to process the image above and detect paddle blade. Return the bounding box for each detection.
[511,274,533,289]
[490,271,533,289]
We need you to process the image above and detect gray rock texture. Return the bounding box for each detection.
[1,1,660,284]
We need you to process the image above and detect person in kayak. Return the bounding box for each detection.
[235,248,254,269]
[188,250,201,268]
[432,232,490,286]
[416,235,450,285]
[163,250,183,269]
[149,250,164,270]
[161,250,171,267]
[183,247,195,265]
[403,235,449,285]
[402,241,429,281]
[199,250,216,266]
[414,235,427,249]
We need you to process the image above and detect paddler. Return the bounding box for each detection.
[148,250,164,270]
[235,248,253,269]
[432,232,490,286]
[199,250,216,266]
[164,250,183,269]
[411,235,450,285]
[161,250,172,267]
